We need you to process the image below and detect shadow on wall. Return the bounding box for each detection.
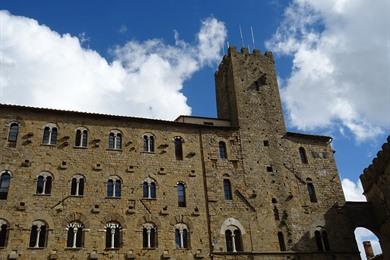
[290,202,360,260]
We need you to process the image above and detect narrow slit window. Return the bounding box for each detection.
[223,179,233,200]
[0,172,11,200]
[299,147,308,164]
[219,141,227,159]
[174,137,183,160]
[307,180,318,203]
[177,183,186,207]
[278,232,286,251]
[8,123,19,142]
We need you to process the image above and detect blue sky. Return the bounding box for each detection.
[0,0,388,257]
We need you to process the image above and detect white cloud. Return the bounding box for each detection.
[0,11,227,120]
[341,178,366,201]
[266,0,390,141]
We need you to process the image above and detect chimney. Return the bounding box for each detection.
[363,241,374,259]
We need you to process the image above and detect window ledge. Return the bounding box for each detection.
[105,196,121,200]
[142,247,157,250]
[28,247,45,250]
[34,194,51,197]
[65,247,83,250]
[73,146,88,149]
[69,195,84,198]
[141,151,155,154]
[41,144,56,147]
[105,248,120,251]
[106,148,123,152]
[142,198,157,201]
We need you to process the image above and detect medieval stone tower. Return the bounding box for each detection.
[0,47,360,259]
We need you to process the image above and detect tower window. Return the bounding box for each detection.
[75,128,88,148]
[278,232,286,251]
[175,223,189,249]
[107,177,121,198]
[36,172,53,195]
[299,147,308,164]
[219,141,227,159]
[223,179,233,200]
[0,219,9,248]
[143,178,157,199]
[105,222,122,249]
[306,178,317,203]
[142,223,157,248]
[0,171,11,200]
[108,131,122,150]
[42,125,57,145]
[8,123,19,143]
[29,220,47,248]
[70,175,85,196]
[143,134,155,153]
[66,222,84,248]
[225,225,243,253]
[177,183,186,207]
[174,137,183,160]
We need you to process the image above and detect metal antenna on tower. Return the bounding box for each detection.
[251,26,256,49]
[239,25,245,48]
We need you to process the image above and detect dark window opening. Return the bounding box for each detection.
[307,182,318,203]
[299,147,308,164]
[174,137,183,160]
[223,179,233,200]
[219,141,227,159]
[278,232,286,251]
[8,123,19,142]
[177,183,186,207]
[0,223,8,247]
[0,172,11,200]
[315,230,324,251]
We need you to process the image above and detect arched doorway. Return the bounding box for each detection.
[354,227,382,259]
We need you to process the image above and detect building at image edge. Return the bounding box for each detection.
[0,47,362,259]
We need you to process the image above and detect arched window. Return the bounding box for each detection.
[143,134,155,153]
[36,172,53,195]
[278,232,286,251]
[177,183,186,207]
[0,219,9,248]
[70,175,85,196]
[143,177,156,199]
[175,223,189,249]
[299,147,308,164]
[314,229,330,251]
[174,137,183,160]
[223,179,233,200]
[8,123,19,143]
[0,171,11,200]
[225,225,243,252]
[66,222,84,248]
[42,125,57,145]
[306,178,318,203]
[105,222,121,249]
[107,177,121,198]
[219,141,227,159]
[108,131,122,149]
[29,220,47,248]
[142,223,157,248]
[75,128,88,148]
